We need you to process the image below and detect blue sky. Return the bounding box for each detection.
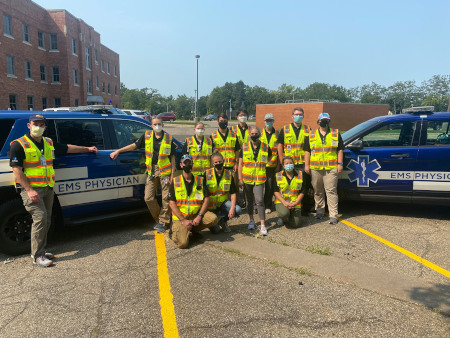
[36,0,450,97]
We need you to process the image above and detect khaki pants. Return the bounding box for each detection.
[20,186,54,259]
[311,168,339,218]
[172,212,218,249]
[144,165,171,225]
[275,203,302,228]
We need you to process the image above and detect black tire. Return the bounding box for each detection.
[0,198,32,255]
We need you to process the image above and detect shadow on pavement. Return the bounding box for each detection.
[409,283,450,316]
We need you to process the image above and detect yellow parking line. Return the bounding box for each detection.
[339,218,450,279]
[155,232,179,337]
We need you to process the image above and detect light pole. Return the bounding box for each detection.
[229,99,232,119]
[195,55,200,120]
[445,75,450,112]
[166,103,169,113]
[194,89,197,119]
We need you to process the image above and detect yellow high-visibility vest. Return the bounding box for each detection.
[274,171,303,209]
[211,129,237,167]
[261,128,279,168]
[205,168,232,210]
[283,123,309,165]
[242,141,268,185]
[186,136,212,176]
[145,130,172,177]
[172,175,204,221]
[309,128,339,170]
[231,124,249,147]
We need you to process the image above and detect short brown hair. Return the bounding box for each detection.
[292,107,304,115]
[211,151,224,162]
[282,156,294,165]
[217,113,228,121]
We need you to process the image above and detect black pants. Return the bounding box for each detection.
[295,164,313,214]
[264,167,277,210]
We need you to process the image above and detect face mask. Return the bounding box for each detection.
[30,125,45,137]
[319,120,329,128]
[284,164,294,172]
[214,163,224,171]
[293,115,304,123]
[238,116,247,123]
[182,164,192,173]
[218,121,228,129]
[250,135,260,142]
[153,125,162,132]
[195,129,205,137]
[265,122,273,129]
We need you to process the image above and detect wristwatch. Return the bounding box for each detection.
[198,212,204,217]
[338,162,343,165]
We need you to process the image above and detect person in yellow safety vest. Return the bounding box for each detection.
[277,106,312,216]
[274,156,305,228]
[10,114,98,267]
[210,113,240,172]
[231,109,250,148]
[238,126,272,236]
[204,152,242,233]
[169,154,218,249]
[260,113,280,214]
[110,118,176,233]
[181,121,212,176]
[304,112,344,225]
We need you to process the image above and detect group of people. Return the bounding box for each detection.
[11,108,344,267]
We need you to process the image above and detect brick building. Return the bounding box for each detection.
[256,102,389,131]
[0,0,120,110]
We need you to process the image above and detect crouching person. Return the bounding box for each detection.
[274,156,305,228]
[169,155,218,248]
[205,152,242,233]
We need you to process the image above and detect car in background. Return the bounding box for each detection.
[156,112,176,122]
[122,109,152,122]
[339,107,450,206]
[203,114,218,121]
[45,105,128,115]
[248,115,256,120]
[0,110,183,255]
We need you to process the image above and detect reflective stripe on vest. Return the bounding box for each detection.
[11,135,55,187]
[205,168,232,210]
[242,141,268,185]
[231,124,249,147]
[172,175,204,220]
[283,124,309,165]
[186,136,212,176]
[261,128,279,168]
[144,130,172,177]
[309,128,339,170]
[211,129,237,167]
[274,171,303,208]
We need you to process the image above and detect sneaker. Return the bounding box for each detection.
[329,217,338,225]
[277,218,284,226]
[31,252,55,260]
[154,223,165,233]
[34,255,53,268]
[315,212,324,220]
[248,220,255,230]
[265,208,271,214]
[259,225,268,236]
[221,221,231,233]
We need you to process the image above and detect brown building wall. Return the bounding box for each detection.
[0,0,120,110]
[256,102,389,131]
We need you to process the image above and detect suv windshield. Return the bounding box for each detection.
[342,119,379,143]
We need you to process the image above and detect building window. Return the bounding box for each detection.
[9,94,17,110]
[87,79,92,94]
[85,47,91,70]
[107,83,111,94]
[107,63,110,74]
[52,66,60,83]
[72,38,77,55]
[3,15,12,36]
[101,60,104,72]
[114,65,117,77]
[27,96,34,110]
[50,33,58,50]
[40,65,47,82]
[22,23,30,43]
[95,76,99,89]
[115,85,117,95]
[6,55,15,76]
[73,69,78,85]
[102,82,105,93]
[74,98,79,106]
[54,98,61,108]
[38,31,44,48]
[25,61,32,79]
[42,97,48,109]
[94,49,98,63]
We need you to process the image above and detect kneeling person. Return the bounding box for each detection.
[205,152,242,233]
[169,155,218,248]
[274,156,305,228]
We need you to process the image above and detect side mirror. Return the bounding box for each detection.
[347,139,363,150]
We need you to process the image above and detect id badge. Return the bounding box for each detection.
[261,155,267,162]
[40,155,47,166]
[332,140,338,147]
[164,147,170,155]
[196,192,202,199]
[224,184,230,191]
[311,150,315,156]
[287,145,291,152]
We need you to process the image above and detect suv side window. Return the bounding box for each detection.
[0,119,15,153]
[361,122,417,147]
[424,120,450,146]
[56,119,104,149]
[111,119,150,148]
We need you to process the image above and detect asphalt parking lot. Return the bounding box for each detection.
[0,202,449,337]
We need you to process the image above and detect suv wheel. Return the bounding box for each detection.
[0,199,32,255]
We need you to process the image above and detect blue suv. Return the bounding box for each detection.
[0,110,182,255]
[339,108,450,205]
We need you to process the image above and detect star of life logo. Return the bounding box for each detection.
[347,155,381,187]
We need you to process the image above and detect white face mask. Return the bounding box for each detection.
[153,125,162,132]
[195,129,205,137]
[238,116,247,123]
[30,125,45,137]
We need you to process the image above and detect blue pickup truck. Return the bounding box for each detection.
[0,110,182,255]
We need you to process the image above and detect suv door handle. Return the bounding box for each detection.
[120,159,137,163]
[54,163,67,168]
[391,154,410,158]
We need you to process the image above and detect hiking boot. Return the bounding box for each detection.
[34,255,53,268]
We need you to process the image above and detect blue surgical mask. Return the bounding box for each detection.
[293,115,303,123]
[284,164,294,172]
[265,122,273,128]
